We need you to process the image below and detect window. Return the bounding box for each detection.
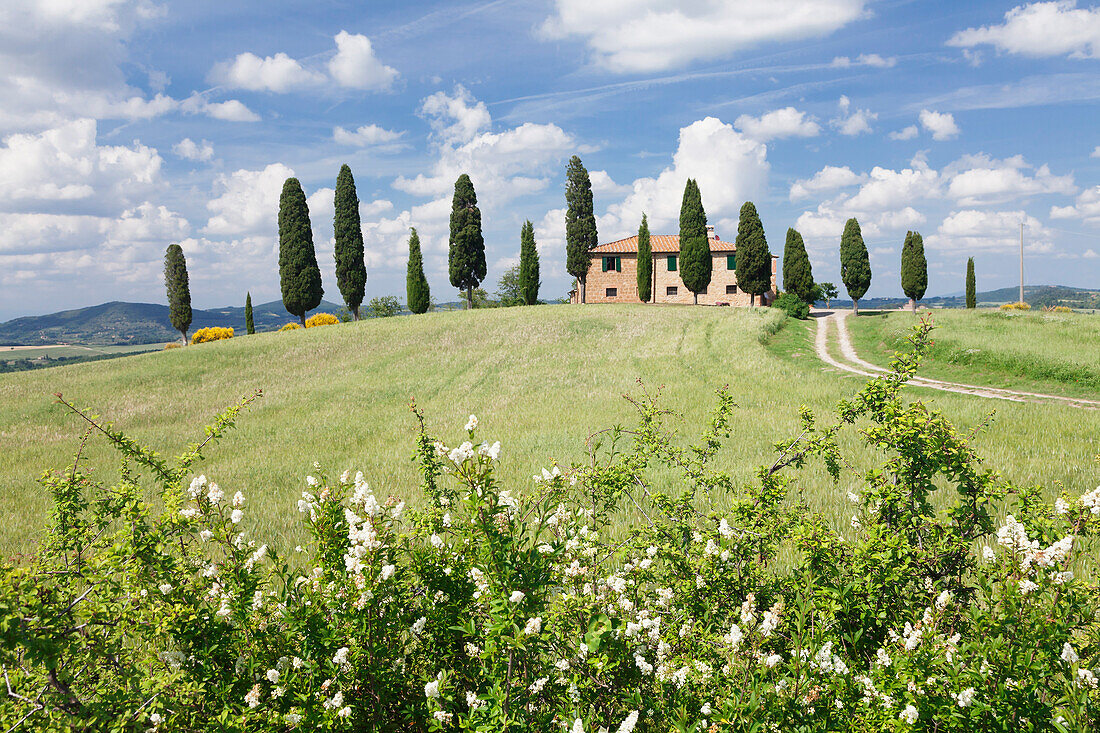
[727,254,736,270]
[666,286,678,296]
[726,284,738,295]
[602,256,622,272]
[606,287,617,298]
[667,255,677,271]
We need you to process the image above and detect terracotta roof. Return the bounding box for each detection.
[592,234,776,257]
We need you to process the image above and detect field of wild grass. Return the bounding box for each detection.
[845,309,1100,398]
[1,304,1098,557]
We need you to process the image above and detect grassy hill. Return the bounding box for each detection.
[2,305,1098,557]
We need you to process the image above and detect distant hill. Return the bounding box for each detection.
[0,300,346,346]
[827,285,1100,310]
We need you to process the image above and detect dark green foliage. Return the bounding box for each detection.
[519,220,540,305]
[773,292,810,319]
[448,174,486,308]
[278,177,323,325]
[900,230,928,312]
[496,265,524,307]
[966,258,976,309]
[163,243,192,343]
[734,201,772,305]
[678,179,711,304]
[244,292,254,335]
[366,296,402,318]
[636,214,652,303]
[818,282,838,308]
[565,155,598,302]
[839,217,871,312]
[782,228,814,303]
[334,164,367,320]
[406,228,430,315]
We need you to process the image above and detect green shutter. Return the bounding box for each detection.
[667,255,677,272]
[727,254,736,270]
[602,257,609,272]
[615,257,622,272]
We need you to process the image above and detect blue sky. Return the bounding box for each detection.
[1,0,1099,319]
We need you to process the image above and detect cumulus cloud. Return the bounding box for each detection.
[333,124,406,148]
[830,96,877,136]
[1050,185,1100,223]
[945,154,1075,205]
[172,138,215,162]
[948,1,1100,59]
[789,166,866,200]
[830,53,897,68]
[1092,145,1100,158]
[328,31,399,90]
[889,125,919,141]
[210,52,325,93]
[600,116,769,239]
[734,107,820,141]
[927,210,1051,253]
[918,109,960,140]
[540,0,868,73]
[204,163,294,237]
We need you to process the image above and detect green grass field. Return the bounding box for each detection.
[0,343,165,361]
[845,309,1100,399]
[1,305,1098,557]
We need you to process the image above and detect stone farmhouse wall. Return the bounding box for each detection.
[581,250,776,306]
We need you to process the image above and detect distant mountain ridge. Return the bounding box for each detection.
[827,284,1100,310]
[0,300,345,346]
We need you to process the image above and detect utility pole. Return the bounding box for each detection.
[1019,220,1024,305]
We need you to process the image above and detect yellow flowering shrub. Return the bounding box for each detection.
[999,301,1031,311]
[190,327,234,344]
[305,313,340,328]
[279,322,302,332]
[1053,305,1072,313]
[163,342,182,350]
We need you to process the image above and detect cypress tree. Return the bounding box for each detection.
[163,243,192,344]
[678,179,711,305]
[839,217,871,314]
[406,227,430,315]
[565,155,598,303]
[966,257,976,309]
[245,292,255,335]
[518,220,540,305]
[734,201,771,307]
[782,228,814,304]
[278,177,323,325]
[334,164,367,320]
[448,173,486,309]
[636,213,652,303]
[900,230,928,314]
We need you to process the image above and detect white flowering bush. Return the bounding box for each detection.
[1,319,1098,731]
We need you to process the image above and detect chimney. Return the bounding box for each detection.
[706,224,716,240]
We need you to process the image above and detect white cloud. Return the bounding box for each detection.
[204,163,294,237]
[948,1,1100,59]
[1092,145,1100,158]
[830,53,897,68]
[734,107,820,141]
[210,52,325,93]
[418,85,491,145]
[918,109,960,140]
[830,95,877,136]
[790,165,866,200]
[202,99,260,122]
[540,0,868,73]
[927,209,1051,253]
[601,116,769,238]
[1083,248,1099,258]
[328,31,399,90]
[588,170,629,196]
[172,138,215,162]
[333,124,405,147]
[889,125,919,141]
[946,154,1075,205]
[1050,185,1100,223]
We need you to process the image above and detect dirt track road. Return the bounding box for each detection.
[813,310,1100,410]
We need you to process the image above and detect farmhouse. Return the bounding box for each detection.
[573,226,778,306]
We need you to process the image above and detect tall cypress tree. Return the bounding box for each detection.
[518,220,540,305]
[245,292,255,335]
[678,179,711,305]
[334,164,367,320]
[966,257,976,309]
[636,213,652,303]
[734,201,771,307]
[278,177,323,325]
[840,217,871,314]
[782,228,814,304]
[448,174,485,308]
[900,230,928,314]
[163,243,192,344]
[406,227,430,315]
[565,155,598,303]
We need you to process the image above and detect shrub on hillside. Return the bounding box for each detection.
[2,321,1098,731]
[163,342,181,350]
[366,295,403,318]
[305,312,340,328]
[190,326,234,344]
[773,291,810,319]
[279,322,302,331]
[1000,301,1031,311]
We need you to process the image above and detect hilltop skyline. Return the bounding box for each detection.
[1,0,1099,320]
